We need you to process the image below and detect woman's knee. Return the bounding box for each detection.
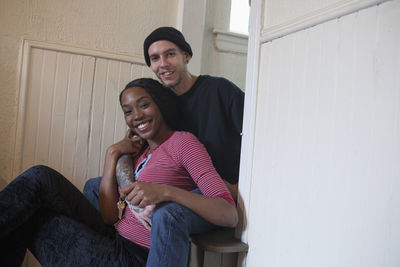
[18,165,70,193]
[16,165,56,183]
[28,165,54,174]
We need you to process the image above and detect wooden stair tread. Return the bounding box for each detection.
[190,227,249,253]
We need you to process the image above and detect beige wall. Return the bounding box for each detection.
[0,0,179,183]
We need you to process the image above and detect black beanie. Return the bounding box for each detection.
[143,27,193,66]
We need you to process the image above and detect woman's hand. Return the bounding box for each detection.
[108,129,145,158]
[120,182,161,229]
[120,181,238,228]
[120,181,169,208]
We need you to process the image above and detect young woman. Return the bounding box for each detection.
[0,78,238,266]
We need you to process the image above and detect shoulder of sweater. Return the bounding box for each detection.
[168,131,198,144]
[161,131,202,160]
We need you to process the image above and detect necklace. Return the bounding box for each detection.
[145,147,153,157]
[135,154,152,177]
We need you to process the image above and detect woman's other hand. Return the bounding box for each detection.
[107,129,145,158]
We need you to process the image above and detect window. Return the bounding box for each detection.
[229,0,250,35]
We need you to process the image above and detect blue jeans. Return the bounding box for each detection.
[0,166,148,267]
[83,177,217,267]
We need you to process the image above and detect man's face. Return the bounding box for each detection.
[148,40,190,89]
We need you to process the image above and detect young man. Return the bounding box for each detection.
[84,27,244,267]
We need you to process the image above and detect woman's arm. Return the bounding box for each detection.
[99,147,120,224]
[122,182,238,228]
[121,133,239,228]
[167,186,238,228]
[99,130,144,225]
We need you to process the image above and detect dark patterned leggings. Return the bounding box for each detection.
[0,165,148,267]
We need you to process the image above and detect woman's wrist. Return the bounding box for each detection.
[106,145,121,161]
[160,184,176,202]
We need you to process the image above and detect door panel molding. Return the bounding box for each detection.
[12,39,150,188]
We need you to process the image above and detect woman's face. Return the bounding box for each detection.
[120,86,170,149]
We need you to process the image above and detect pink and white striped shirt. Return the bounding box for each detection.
[116,131,235,248]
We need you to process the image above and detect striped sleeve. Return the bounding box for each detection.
[173,132,235,206]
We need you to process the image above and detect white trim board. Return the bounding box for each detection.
[212,29,249,55]
[23,40,145,64]
[261,0,390,43]
[237,0,264,266]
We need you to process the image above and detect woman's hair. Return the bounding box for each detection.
[120,78,178,130]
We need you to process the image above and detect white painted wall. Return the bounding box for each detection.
[241,0,400,266]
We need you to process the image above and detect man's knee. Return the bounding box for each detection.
[83,177,101,211]
[83,177,101,196]
[151,202,190,230]
[151,189,201,224]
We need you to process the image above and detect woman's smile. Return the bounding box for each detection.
[121,86,172,150]
[134,120,154,136]
[136,120,151,131]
